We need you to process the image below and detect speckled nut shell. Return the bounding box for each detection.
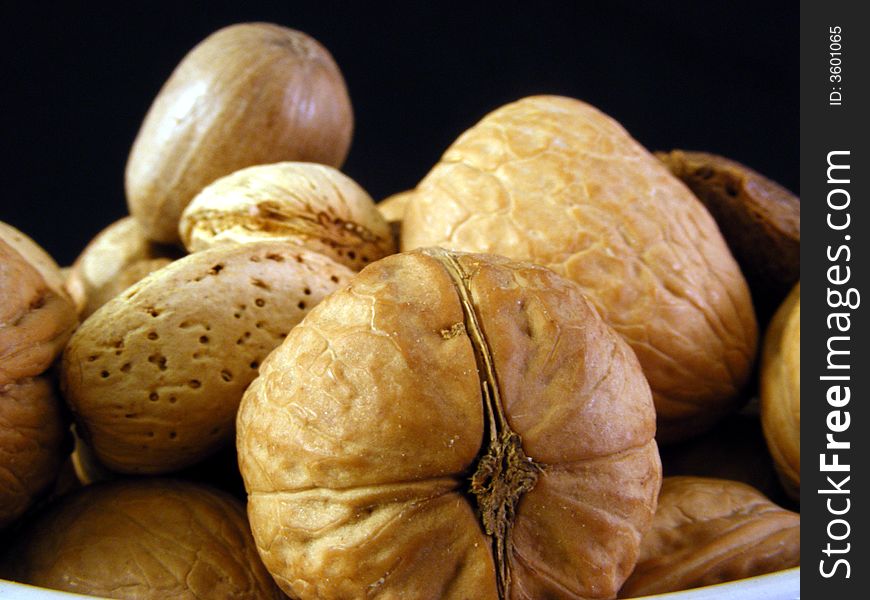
[401,96,758,442]
[179,162,395,270]
[61,241,353,474]
[126,22,354,244]
[237,248,661,600]
[2,479,284,599]
[760,283,800,500]
[1,223,78,386]
[656,150,800,322]
[67,217,182,318]
[619,477,800,597]
[0,376,69,529]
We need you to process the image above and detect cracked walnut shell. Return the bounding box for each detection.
[237,248,661,600]
[1,479,284,599]
[401,96,758,442]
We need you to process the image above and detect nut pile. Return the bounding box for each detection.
[1,21,798,600]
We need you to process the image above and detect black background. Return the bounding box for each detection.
[0,1,798,265]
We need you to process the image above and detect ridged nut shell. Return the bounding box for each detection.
[402,96,758,442]
[760,283,800,499]
[0,376,69,529]
[179,162,395,270]
[61,241,353,474]
[2,479,284,599]
[619,477,800,597]
[238,249,661,600]
[125,22,353,244]
[1,223,78,385]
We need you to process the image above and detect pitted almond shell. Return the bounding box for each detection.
[237,249,661,600]
[3,479,284,599]
[125,22,353,244]
[401,96,758,442]
[619,477,800,597]
[0,376,69,529]
[67,217,182,318]
[179,162,395,270]
[1,223,78,385]
[760,283,800,499]
[61,241,353,474]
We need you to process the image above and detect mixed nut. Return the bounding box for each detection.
[0,21,799,600]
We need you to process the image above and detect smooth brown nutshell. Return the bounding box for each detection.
[760,283,800,500]
[402,96,758,442]
[67,216,183,318]
[657,150,800,322]
[1,479,284,599]
[61,241,354,474]
[619,477,800,597]
[238,249,661,600]
[1,223,78,386]
[126,22,353,243]
[0,377,69,529]
[179,162,395,270]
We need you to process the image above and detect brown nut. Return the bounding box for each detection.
[657,150,800,322]
[2,479,284,599]
[619,477,800,597]
[126,23,353,244]
[1,222,78,386]
[402,96,758,443]
[67,217,182,318]
[760,283,800,500]
[237,248,661,600]
[179,162,395,270]
[0,376,69,529]
[61,241,354,474]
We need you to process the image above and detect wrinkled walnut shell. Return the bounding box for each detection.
[238,248,661,600]
[0,376,69,529]
[401,96,758,443]
[1,222,78,386]
[656,150,800,321]
[62,241,353,474]
[179,162,395,270]
[126,22,353,243]
[2,479,284,599]
[620,477,800,597]
[760,283,800,499]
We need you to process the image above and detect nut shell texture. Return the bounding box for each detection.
[62,241,353,474]
[67,217,182,318]
[402,96,757,441]
[760,283,800,499]
[238,249,661,599]
[2,479,284,599]
[1,224,77,386]
[180,162,395,270]
[0,377,68,529]
[126,22,353,243]
[619,477,800,597]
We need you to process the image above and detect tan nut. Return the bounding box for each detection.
[620,477,800,597]
[760,283,800,500]
[3,479,284,599]
[126,23,353,244]
[402,96,758,442]
[61,241,354,474]
[179,162,395,270]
